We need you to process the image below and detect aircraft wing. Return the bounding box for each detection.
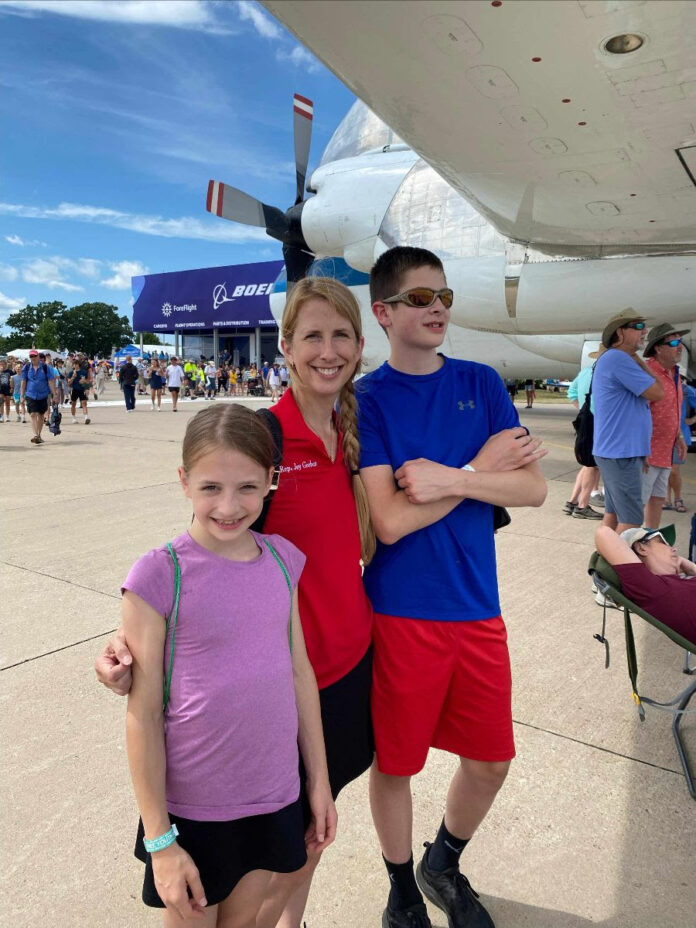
[262,0,696,249]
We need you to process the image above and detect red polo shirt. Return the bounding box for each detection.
[646,357,682,468]
[263,389,373,689]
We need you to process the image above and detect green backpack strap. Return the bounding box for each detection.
[163,542,181,712]
[263,538,293,652]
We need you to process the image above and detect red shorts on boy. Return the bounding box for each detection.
[371,612,515,776]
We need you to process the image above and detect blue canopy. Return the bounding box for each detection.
[113,344,142,359]
[132,260,284,333]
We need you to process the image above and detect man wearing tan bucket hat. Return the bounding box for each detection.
[592,309,664,534]
[641,322,689,527]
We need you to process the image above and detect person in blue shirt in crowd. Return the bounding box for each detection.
[356,246,547,928]
[591,309,663,535]
[20,348,58,444]
[563,348,604,520]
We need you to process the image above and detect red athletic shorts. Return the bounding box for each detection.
[371,612,515,775]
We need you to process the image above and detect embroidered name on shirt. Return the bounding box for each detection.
[458,400,476,410]
[279,459,319,473]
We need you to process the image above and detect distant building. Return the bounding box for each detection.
[132,260,284,364]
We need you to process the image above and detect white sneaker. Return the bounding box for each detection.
[590,490,605,507]
[84,417,90,424]
[72,417,78,423]
[157,406,162,411]
[16,414,21,421]
[151,405,155,411]
[595,590,620,610]
[22,416,26,423]
[0,416,4,422]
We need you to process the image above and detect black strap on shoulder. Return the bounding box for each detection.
[250,408,283,533]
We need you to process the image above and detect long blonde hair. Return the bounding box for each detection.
[282,277,376,564]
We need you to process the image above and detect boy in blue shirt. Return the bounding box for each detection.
[357,247,547,928]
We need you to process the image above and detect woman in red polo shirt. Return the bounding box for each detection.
[96,277,375,928]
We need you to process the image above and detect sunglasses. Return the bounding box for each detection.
[382,287,454,310]
[660,338,682,347]
[622,322,646,330]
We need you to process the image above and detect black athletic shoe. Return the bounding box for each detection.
[563,500,577,515]
[416,844,495,928]
[382,903,432,928]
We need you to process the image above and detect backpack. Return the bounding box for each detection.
[572,367,596,467]
[250,408,283,532]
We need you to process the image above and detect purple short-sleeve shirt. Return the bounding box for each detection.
[122,531,306,821]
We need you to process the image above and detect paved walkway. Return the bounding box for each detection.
[1,385,694,927]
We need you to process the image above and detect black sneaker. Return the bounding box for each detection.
[572,505,602,520]
[382,903,432,928]
[416,844,495,928]
[563,500,576,515]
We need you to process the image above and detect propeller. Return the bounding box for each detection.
[206,93,316,283]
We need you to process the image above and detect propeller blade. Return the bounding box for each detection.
[206,180,287,239]
[293,94,314,205]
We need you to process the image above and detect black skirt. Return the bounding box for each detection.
[135,799,307,908]
[300,646,374,824]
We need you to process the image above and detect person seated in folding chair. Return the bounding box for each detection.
[595,525,696,643]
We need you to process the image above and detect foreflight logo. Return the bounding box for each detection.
[161,301,196,317]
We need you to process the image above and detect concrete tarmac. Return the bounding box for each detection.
[1,384,694,928]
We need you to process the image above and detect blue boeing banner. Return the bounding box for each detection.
[132,260,284,333]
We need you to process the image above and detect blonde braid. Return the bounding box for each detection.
[338,380,376,564]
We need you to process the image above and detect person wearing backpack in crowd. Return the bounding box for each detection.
[357,246,547,928]
[204,359,217,399]
[121,403,336,925]
[563,350,603,520]
[68,354,93,424]
[640,322,689,527]
[119,354,139,413]
[96,277,376,928]
[20,348,58,444]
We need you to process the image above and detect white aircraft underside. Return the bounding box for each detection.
[250,2,696,375]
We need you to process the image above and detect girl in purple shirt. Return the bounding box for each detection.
[122,404,335,926]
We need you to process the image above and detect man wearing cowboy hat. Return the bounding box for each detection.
[592,309,664,534]
[641,322,689,527]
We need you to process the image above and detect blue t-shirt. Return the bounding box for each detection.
[22,362,53,399]
[592,350,654,458]
[567,366,594,413]
[356,357,519,621]
[681,383,696,446]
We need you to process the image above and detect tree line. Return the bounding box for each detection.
[0,300,157,357]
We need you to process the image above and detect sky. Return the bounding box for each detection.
[0,0,355,333]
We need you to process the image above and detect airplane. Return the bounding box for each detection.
[207,0,696,375]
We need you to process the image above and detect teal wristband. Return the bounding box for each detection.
[143,823,179,853]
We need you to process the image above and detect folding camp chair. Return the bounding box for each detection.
[588,551,696,800]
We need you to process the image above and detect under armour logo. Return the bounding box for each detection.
[458,400,475,410]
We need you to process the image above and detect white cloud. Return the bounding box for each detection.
[100,260,149,290]
[0,201,270,244]
[21,259,85,292]
[275,45,321,74]
[5,234,46,246]
[0,0,231,33]
[236,0,282,39]
[0,264,19,281]
[0,290,26,312]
